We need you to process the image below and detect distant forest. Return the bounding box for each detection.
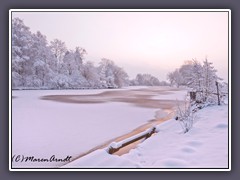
[12,18,168,90]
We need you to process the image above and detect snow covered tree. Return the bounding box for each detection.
[132,74,161,86]
[166,72,175,87]
[12,18,59,89]
[177,59,205,92]
[178,61,195,86]
[202,58,222,103]
[82,61,100,88]
[73,47,87,76]
[190,60,204,91]
[98,58,129,88]
[167,69,183,87]
[30,31,56,88]
[74,47,86,66]
[57,49,91,89]
[12,18,33,88]
[61,51,76,76]
[112,66,129,87]
[50,39,67,63]
[98,58,115,88]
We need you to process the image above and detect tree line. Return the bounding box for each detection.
[12,18,164,90]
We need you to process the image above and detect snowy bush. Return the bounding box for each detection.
[176,100,196,134]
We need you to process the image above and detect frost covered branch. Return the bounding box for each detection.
[175,99,195,134]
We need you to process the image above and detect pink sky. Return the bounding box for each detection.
[12,11,229,81]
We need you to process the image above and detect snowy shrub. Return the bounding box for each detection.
[176,100,196,134]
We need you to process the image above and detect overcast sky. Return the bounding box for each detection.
[12,11,229,81]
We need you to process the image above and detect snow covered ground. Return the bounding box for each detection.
[12,86,187,168]
[63,104,229,169]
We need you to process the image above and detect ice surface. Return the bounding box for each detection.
[12,87,163,168]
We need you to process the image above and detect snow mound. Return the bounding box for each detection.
[62,149,138,168]
[156,158,188,168]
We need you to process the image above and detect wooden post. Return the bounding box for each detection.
[215,81,220,105]
[190,91,196,101]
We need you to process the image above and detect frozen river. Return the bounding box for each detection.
[11,86,187,168]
